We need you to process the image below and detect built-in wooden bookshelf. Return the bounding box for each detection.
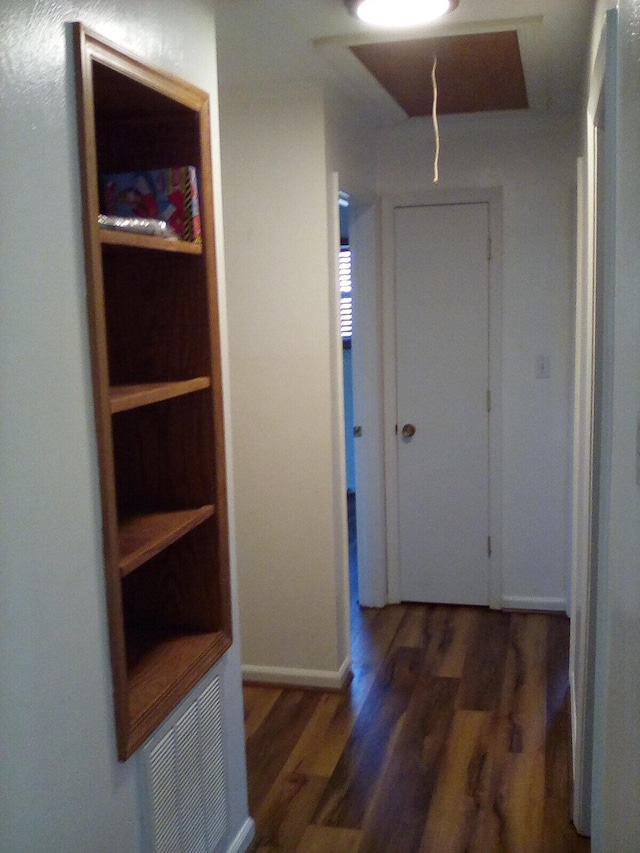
[100,229,203,255]
[73,23,231,759]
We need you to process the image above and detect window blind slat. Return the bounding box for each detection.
[339,248,352,339]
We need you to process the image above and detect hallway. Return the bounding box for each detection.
[244,602,589,852]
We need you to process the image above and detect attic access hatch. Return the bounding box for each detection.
[350,30,528,116]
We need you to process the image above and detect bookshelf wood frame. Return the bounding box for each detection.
[73,23,232,759]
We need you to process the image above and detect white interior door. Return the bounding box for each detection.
[395,202,490,604]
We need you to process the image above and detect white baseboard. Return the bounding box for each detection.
[242,656,351,690]
[501,595,566,612]
[226,817,255,853]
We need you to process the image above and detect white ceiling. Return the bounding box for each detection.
[214,0,596,125]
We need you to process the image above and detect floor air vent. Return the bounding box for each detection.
[143,677,227,853]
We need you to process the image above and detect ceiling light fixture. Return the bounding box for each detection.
[346,0,459,28]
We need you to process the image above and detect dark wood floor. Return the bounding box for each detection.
[244,600,590,853]
[244,502,589,852]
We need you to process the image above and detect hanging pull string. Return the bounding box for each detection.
[431,55,440,184]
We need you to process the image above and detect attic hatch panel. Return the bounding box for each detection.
[350,30,528,116]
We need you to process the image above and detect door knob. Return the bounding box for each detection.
[401,423,417,438]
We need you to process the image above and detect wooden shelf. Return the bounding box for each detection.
[126,629,232,756]
[118,506,215,577]
[75,23,232,760]
[110,378,211,413]
[100,228,202,255]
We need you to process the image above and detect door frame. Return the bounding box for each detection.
[570,10,616,835]
[381,188,503,607]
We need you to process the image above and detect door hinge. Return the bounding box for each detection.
[488,536,492,558]
[487,236,492,261]
[354,425,363,437]
[487,389,491,412]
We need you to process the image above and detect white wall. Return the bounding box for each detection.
[218,83,351,685]
[374,112,578,609]
[590,1,640,848]
[0,3,250,851]
[324,87,380,202]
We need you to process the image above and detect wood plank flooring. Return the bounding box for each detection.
[244,602,590,853]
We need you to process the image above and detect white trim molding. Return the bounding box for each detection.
[502,595,566,612]
[226,818,256,853]
[242,657,352,691]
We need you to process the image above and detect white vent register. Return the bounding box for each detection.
[142,677,227,852]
